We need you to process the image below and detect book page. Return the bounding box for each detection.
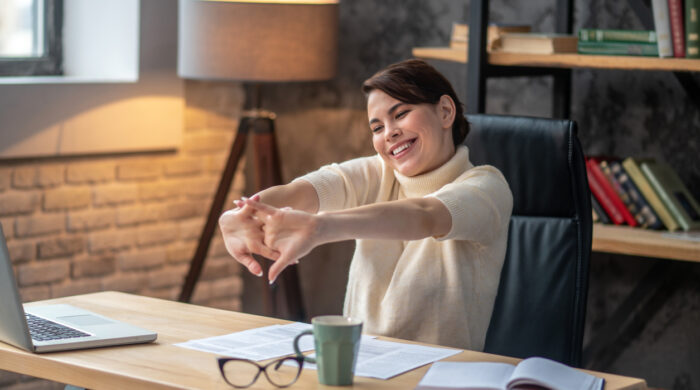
[507,357,604,390]
[416,361,514,390]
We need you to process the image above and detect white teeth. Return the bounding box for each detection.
[392,141,413,156]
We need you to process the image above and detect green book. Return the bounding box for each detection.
[622,157,679,231]
[578,28,657,43]
[686,0,700,58]
[578,41,659,56]
[640,161,700,231]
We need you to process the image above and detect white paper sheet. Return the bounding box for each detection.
[175,322,314,361]
[295,337,461,380]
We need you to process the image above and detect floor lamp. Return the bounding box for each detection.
[176,0,338,321]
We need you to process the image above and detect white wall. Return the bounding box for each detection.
[0,0,182,158]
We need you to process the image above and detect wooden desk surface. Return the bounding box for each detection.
[0,292,648,390]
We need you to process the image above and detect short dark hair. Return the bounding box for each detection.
[361,59,469,146]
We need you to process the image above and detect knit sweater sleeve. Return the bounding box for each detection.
[292,156,384,212]
[428,165,513,243]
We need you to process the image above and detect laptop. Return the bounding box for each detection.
[0,225,157,353]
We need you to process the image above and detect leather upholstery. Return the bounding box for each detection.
[465,114,592,367]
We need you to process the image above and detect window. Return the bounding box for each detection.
[0,0,63,76]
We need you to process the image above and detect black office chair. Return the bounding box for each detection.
[465,114,592,367]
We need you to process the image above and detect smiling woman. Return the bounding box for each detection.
[218,59,513,351]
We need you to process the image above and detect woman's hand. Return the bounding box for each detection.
[218,195,280,277]
[242,199,322,284]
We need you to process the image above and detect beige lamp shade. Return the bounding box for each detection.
[178,0,339,82]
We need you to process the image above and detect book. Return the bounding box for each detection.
[415,357,604,390]
[586,159,626,225]
[586,158,638,226]
[640,160,700,231]
[496,33,578,54]
[609,160,665,229]
[686,0,700,57]
[450,23,531,51]
[577,41,660,56]
[669,0,686,57]
[578,28,657,43]
[591,195,612,224]
[598,160,646,227]
[651,0,675,57]
[622,157,680,231]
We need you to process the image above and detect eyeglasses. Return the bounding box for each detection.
[218,356,305,388]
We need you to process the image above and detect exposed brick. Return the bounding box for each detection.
[15,214,64,237]
[0,217,14,238]
[66,162,115,184]
[205,152,228,174]
[180,177,218,200]
[51,278,102,298]
[232,169,246,193]
[12,167,37,189]
[139,181,181,202]
[0,168,10,192]
[209,236,231,258]
[118,248,166,271]
[146,287,179,301]
[207,298,241,312]
[17,260,70,286]
[201,257,236,281]
[162,200,205,220]
[178,218,204,240]
[183,131,231,154]
[72,256,116,278]
[37,237,85,259]
[7,241,35,263]
[191,281,212,304]
[43,188,90,211]
[136,225,177,247]
[163,157,204,177]
[0,192,38,216]
[93,184,139,206]
[88,230,136,253]
[166,242,196,264]
[67,209,114,232]
[18,285,51,302]
[184,105,209,130]
[210,276,243,300]
[36,165,64,188]
[102,273,149,294]
[148,266,186,289]
[117,161,161,181]
[208,111,240,129]
[116,205,162,227]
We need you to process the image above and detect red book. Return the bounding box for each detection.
[668,0,686,57]
[585,158,638,226]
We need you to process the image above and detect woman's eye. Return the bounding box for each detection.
[371,125,383,133]
[396,110,409,119]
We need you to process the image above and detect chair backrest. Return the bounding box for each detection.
[465,114,592,367]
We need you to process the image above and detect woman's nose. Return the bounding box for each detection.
[386,125,401,139]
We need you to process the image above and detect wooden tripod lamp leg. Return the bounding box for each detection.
[178,119,250,303]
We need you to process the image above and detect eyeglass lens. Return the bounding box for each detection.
[221,358,302,388]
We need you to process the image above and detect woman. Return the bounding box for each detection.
[219,59,512,350]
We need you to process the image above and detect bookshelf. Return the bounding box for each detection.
[413,0,700,263]
[412,47,700,72]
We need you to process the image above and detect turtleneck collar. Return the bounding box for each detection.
[393,145,472,197]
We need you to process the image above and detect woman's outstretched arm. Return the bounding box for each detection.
[242,196,452,283]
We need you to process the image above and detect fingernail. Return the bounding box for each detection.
[269,279,275,285]
[241,196,248,201]
[256,270,263,277]
[294,260,300,264]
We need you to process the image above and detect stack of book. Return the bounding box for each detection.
[586,157,700,232]
[578,0,699,58]
[449,22,531,51]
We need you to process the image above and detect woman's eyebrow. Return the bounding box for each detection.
[369,102,404,125]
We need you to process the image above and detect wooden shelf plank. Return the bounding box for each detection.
[592,224,700,262]
[412,46,700,72]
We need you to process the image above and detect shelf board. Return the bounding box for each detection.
[592,224,700,262]
[412,46,700,72]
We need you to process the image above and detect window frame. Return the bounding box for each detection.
[0,0,63,76]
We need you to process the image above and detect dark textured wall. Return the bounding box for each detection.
[240,1,700,389]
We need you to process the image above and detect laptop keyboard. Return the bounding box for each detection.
[26,313,90,341]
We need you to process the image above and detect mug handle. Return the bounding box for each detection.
[293,330,316,364]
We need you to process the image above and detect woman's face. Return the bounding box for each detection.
[367,90,456,177]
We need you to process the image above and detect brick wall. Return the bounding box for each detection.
[0,80,246,389]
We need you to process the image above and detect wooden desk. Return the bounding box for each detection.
[0,292,648,390]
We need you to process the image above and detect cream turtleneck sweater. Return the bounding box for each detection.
[296,146,513,350]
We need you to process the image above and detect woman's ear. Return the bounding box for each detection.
[438,95,456,129]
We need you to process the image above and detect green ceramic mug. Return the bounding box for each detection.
[293,315,363,386]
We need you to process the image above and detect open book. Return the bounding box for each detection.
[416,357,604,390]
